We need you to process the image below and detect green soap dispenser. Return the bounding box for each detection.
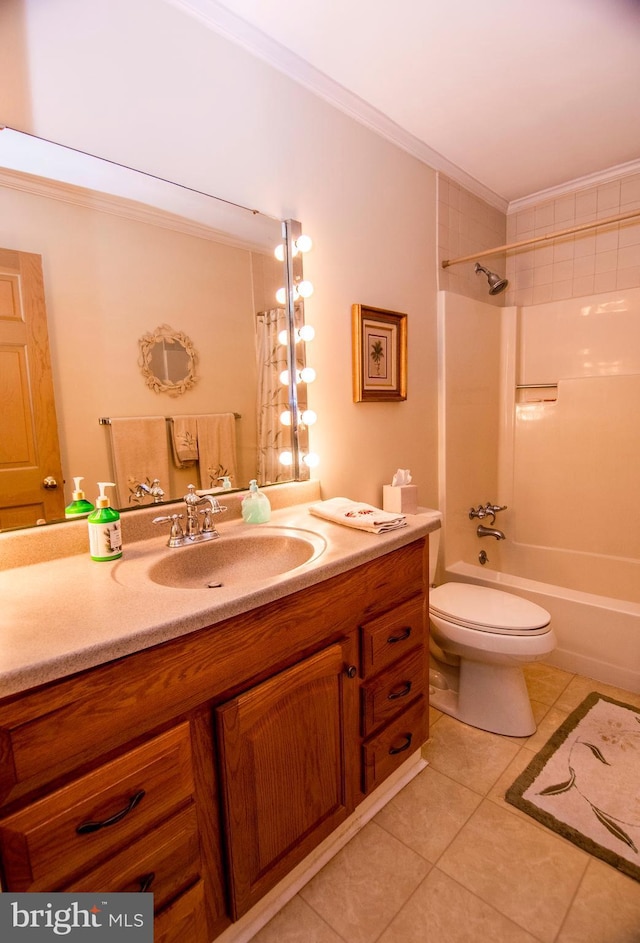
[88,482,123,561]
[241,479,271,524]
[65,477,95,519]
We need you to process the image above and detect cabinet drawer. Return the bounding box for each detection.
[155,878,209,943]
[360,647,425,737]
[360,596,425,678]
[0,723,194,891]
[362,698,427,793]
[63,803,201,911]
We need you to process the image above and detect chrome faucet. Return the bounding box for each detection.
[477,524,506,540]
[131,478,165,504]
[469,503,507,525]
[153,484,227,547]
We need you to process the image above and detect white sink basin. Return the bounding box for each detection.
[113,526,327,590]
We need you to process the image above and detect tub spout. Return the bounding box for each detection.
[477,524,506,540]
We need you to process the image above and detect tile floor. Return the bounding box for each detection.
[251,664,640,943]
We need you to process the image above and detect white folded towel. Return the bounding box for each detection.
[309,497,407,534]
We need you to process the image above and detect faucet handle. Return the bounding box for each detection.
[153,513,185,546]
[484,503,507,524]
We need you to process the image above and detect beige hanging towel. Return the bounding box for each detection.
[108,417,170,507]
[170,415,199,467]
[196,413,238,490]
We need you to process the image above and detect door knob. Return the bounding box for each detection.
[42,476,58,489]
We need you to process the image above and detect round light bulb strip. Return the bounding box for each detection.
[275,230,318,471]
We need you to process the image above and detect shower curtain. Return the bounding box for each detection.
[256,308,290,484]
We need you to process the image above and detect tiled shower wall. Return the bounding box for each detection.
[505,171,640,307]
[437,176,507,306]
[437,170,640,309]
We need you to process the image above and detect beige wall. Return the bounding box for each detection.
[0,0,439,510]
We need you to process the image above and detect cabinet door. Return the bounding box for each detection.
[217,641,357,918]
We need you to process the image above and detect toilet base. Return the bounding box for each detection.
[429,657,536,737]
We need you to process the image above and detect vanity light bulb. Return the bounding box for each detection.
[300,366,316,384]
[274,244,285,262]
[302,451,320,468]
[297,280,314,298]
[298,324,315,342]
[279,450,293,466]
[278,329,288,346]
[295,234,313,254]
[280,410,292,426]
[275,287,287,305]
[301,409,317,426]
[279,370,290,386]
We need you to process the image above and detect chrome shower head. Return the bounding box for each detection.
[474,262,509,295]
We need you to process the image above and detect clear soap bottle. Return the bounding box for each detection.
[241,479,271,524]
[87,482,123,561]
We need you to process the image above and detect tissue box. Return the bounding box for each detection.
[383,484,418,515]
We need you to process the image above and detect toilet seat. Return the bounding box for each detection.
[429,582,551,635]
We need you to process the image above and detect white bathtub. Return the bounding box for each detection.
[445,561,640,694]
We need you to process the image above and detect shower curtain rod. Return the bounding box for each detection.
[441,208,640,269]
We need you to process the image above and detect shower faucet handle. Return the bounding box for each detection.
[469,503,507,525]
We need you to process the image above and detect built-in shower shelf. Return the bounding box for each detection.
[516,383,558,403]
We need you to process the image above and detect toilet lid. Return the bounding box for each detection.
[430,582,550,632]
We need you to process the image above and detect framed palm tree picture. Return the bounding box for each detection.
[352,304,407,402]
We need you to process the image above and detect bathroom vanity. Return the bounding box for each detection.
[0,490,439,942]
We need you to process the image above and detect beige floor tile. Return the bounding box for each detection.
[554,674,640,713]
[438,799,588,943]
[250,896,344,943]
[524,662,574,706]
[488,745,540,818]
[378,867,541,943]
[423,713,522,795]
[298,820,430,943]
[374,766,482,863]
[556,858,640,943]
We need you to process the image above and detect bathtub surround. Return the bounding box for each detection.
[439,284,640,694]
[506,692,640,883]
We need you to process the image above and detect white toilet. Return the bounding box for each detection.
[428,530,556,737]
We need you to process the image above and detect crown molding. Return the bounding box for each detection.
[507,157,640,214]
[0,167,268,251]
[165,0,508,213]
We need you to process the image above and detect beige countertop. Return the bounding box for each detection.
[0,492,441,699]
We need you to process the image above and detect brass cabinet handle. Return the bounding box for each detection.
[387,626,411,644]
[42,476,58,490]
[76,789,146,835]
[389,733,413,755]
[387,681,412,701]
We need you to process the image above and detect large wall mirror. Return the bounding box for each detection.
[0,128,307,531]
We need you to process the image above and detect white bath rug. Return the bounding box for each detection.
[506,692,640,882]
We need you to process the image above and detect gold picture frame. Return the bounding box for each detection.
[352,304,407,402]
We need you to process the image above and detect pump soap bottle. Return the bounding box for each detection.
[241,479,271,524]
[65,477,95,519]
[88,482,122,561]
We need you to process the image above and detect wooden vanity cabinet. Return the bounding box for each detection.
[217,638,359,918]
[0,537,428,941]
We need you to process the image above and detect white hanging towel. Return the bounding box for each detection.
[108,417,170,507]
[196,413,238,490]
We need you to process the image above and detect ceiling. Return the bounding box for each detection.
[172,0,640,210]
